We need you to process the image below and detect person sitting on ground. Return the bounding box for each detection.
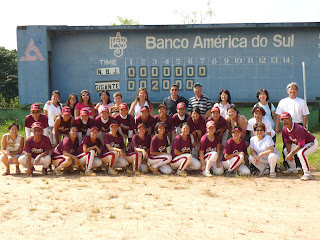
[53,106,74,146]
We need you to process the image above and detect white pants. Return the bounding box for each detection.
[126,152,142,171]
[249,153,280,174]
[18,155,51,169]
[185,157,201,171]
[77,150,102,171]
[148,154,172,169]
[283,139,318,173]
[204,151,224,175]
[222,154,250,175]
[52,155,73,170]
[171,153,192,171]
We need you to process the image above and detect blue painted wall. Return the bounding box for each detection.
[17,24,320,104]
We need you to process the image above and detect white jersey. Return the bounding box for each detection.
[275,97,309,124]
[249,135,279,161]
[44,102,63,127]
[256,102,276,128]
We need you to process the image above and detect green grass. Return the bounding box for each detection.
[0,120,319,170]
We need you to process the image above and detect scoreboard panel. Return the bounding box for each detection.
[17,24,320,104]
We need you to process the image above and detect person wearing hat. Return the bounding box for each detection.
[135,105,155,136]
[188,83,212,119]
[126,123,151,175]
[95,106,113,143]
[74,126,103,176]
[280,112,318,180]
[247,106,276,143]
[249,122,280,178]
[206,106,228,146]
[74,109,95,144]
[162,84,189,117]
[199,121,224,177]
[172,102,189,136]
[154,104,174,144]
[51,125,80,175]
[18,122,52,176]
[100,121,129,175]
[53,106,74,146]
[222,126,251,176]
[114,103,135,144]
[24,103,49,139]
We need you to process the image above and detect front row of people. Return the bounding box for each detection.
[1,111,317,180]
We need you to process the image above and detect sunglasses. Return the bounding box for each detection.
[171,89,178,92]
[255,129,264,132]
[82,94,89,97]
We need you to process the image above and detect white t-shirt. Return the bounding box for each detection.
[213,102,234,119]
[250,135,279,161]
[134,101,150,118]
[275,97,309,124]
[256,102,276,128]
[43,102,63,127]
[247,118,275,138]
[97,103,114,116]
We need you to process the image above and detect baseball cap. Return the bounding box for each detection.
[30,104,41,111]
[211,106,220,113]
[177,102,186,109]
[280,112,291,120]
[140,106,150,112]
[158,104,167,110]
[231,126,242,133]
[206,121,216,128]
[101,106,109,113]
[110,121,119,127]
[80,109,89,116]
[137,123,146,129]
[62,106,71,115]
[119,103,128,110]
[31,122,43,129]
[193,82,202,88]
[90,126,99,132]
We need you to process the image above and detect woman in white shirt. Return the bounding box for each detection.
[249,122,280,178]
[213,89,234,119]
[95,90,114,116]
[44,90,63,145]
[129,88,155,118]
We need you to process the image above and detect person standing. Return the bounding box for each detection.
[188,83,211,119]
[163,84,189,117]
[24,103,49,139]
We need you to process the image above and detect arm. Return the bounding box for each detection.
[63,151,80,166]
[83,143,101,154]
[224,151,245,160]
[216,143,221,168]
[54,117,61,146]
[239,115,248,140]
[150,151,170,156]
[204,109,211,119]
[275,115,281,134]
[95,102,100,111]
[1,135,9,155]
[150,105,155,116]
[74,109,80,118]
[134,147,148,160]
[129,102,135,115]
[174,148,183,156]
[26,153,33,176]
[25,127,32,139]
[303,115,308,128]
[199,150,206,171]
[285,144,302,162]
[34,150,50,164]
[106,144,126,158]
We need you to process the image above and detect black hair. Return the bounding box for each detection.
[8,122,19,131]
[227,105,239,115]
[191,106,201,115]
[256,89,270,101]
[99,90,112,104]
[217,89,231,104]
[251,106,266,116]
[155,122,167,134]
[170,84,179,90]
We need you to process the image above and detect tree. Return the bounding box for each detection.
[0,47,18,101]
[174,0,214,24]
[112,17,140,26]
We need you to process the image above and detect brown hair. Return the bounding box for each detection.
[253,122,266,131]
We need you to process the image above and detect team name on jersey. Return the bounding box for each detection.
[288,136,298,143]
[31,148,44,154]
[110,142,121,148]
[137,145,147,150]
[206,147,217,153]
[232,150,239,154]
[181,146,191,153]
[158,146,167,152]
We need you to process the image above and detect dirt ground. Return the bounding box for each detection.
[0,165,319,240]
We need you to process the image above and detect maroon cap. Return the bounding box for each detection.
[101,106,109,113]
[211,106,220,113]
[110,121,119,127]
[31,104,41,111]
[140,106,150,112]
[62,106,71,115]
[90,126,99,132]
[177,102,186,109]
[137,123,146,129]
[232,126,242,133]
[119,103,128,110]
[206,121,216,128]
[280,112,292,120]
[80,109,89,116]
[158,104,167,110]
[31,122,43,129]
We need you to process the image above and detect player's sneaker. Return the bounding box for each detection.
[177,170,187,177]
[108,168,118,176]
[85,170,96,176]
[282,168,298,174]
[269,172,277,178]
[202,170,212,177]
[149,164,160,175]
[300,172,312,181]
[258,169,269,176]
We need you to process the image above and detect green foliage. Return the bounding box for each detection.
[0,47,18,101]
[0,93,19,109]
[112,17,140,25]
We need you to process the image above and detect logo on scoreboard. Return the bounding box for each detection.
[109,32,127,58]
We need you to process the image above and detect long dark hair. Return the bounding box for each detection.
[217,89,231,104]
[99,90,112,104]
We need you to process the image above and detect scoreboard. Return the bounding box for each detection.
[17,23,320,104]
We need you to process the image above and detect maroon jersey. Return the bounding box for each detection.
[223,138,248,161]
[24,135,52,159]
[172,113,188,129]
[76,135,102,155]
[150,135,168,154]
[127,134,151,154]
[154,115,174,132]
[114,114,135,136]
[74,117,95,135]
[282,123,315,148]
[24,114,49,128]
[187,115,206,133]
[101,132,125,155]
[52,136,79,158]
[171,134,192,158]
[57,116,74,134]
[199,134,221,154]
[95,116,113,133]
[135,115,155,131]
[206,116,227,132]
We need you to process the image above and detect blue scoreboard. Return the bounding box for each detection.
[17,23,320,104]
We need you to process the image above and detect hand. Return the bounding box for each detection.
[285,152,294,162]
[34,156,41,165]
[143,150,148,160]
[216,161,221,168]
[95,146,101,154]
[201,164,206,172]
[27,167,33,176]
[120,150,126,159]
[74,157,80,166]
[2,150,10,155]
[275,127,280,135]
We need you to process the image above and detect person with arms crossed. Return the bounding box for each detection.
[163,84,188,117]
[188,83,211,119]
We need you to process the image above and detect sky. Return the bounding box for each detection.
[1,0,320,50]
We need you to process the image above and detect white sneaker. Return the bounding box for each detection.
[258,169,269,176]
[269,172,276,178]
[282,168,298,174]
[202,170,212,177]
[300,172,312,181]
